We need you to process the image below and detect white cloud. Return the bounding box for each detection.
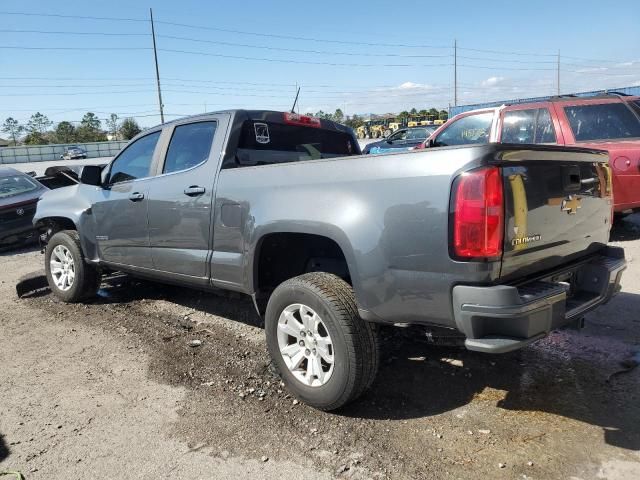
[396,81,428,90]
[481,76,506,87]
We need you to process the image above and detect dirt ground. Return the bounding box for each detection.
[1,221,640,479]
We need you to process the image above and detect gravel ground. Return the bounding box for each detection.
[1,219,640,479]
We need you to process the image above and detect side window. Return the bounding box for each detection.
[389,130,407,141]
[108,131,161,184]
[433,112,493,147]
[535,108,556,143]
[406,128,427,140]
[163,121,217,174]
[564,103,640,141]
[502,109,536,143]
[501,108,556,144]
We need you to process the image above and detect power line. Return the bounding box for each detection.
[156,34,452,58]
[155,20,451,49]
[0,11,146,22]
[458,63,556,71]
[158,48,453,68]
[0,29,149,36]
[0,89,154,97]
[458,46,556,57]
[0,45,150,51]
[457,55,557,65]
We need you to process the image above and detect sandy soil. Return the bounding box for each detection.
[1,220,639,479]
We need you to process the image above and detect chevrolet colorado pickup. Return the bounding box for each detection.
[34,110,626,410]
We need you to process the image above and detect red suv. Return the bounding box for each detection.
[419,94,640,214]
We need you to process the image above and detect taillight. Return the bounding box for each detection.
[452,167,504,259]
[283,112,321,128]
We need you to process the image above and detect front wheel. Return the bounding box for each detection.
[45,230,100,303]
[265,272,379,410]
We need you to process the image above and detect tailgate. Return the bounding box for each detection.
[497,147,612,281]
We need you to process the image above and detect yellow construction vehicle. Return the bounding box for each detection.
[356,119,390,139]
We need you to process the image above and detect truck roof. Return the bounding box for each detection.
[158,110,352,134]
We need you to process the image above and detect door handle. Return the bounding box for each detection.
[184,186,206,196]
[128,192,145,201]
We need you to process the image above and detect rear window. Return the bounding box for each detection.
[0,174,39,199]
[564,103,640,141]
[234,121,358,167]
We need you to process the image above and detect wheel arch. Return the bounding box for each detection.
[35,215,98,262]
[249,225,363,314]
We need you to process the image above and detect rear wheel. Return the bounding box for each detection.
[265,272,379,410]
[45,230,100,303]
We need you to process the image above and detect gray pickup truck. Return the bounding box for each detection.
[34,110,626,410]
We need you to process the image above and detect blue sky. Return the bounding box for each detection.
[1,0,639,128]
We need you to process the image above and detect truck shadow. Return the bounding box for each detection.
[0,433,9,463]
[611,213,640,242]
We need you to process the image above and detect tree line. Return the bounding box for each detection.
[311,107,449,128]
[1,112,143,146]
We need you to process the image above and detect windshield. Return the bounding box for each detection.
[236,121,359,166]
[564,103,640,141]
[0,174,40,199]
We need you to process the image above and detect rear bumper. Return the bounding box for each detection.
[452,247,626,353]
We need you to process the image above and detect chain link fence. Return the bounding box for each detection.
[0,141,128,164]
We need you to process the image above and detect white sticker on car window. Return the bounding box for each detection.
[254,123,270,144]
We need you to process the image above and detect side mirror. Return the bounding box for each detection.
[79,165,103,186]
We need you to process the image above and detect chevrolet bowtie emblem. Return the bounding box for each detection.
[561,195,582,215]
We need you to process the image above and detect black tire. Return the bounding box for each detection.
[265,272,379,410]
[45,230,100,303]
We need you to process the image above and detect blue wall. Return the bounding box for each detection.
[449,86,640,117]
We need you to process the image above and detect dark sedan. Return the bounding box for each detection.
[362,126,436,154]
[60,146,87,160]
[0,166,48,248]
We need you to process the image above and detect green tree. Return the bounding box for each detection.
[24,112,52,144]
[345,114,363,129]
[439,109,448,121]
[77,112,106,142]
[418,109,429,117]
[106,113,119,140]
[119,117,141,140]
[314,110,333,121]
[397,111,410,125]
[2,117,23,145]
[55,121,76,144]
[333,108,344,124]
[410,108,418,115]
[428,108,439,120]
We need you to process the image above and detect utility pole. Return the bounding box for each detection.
[453,39,458,107]
[556,49,560,96]
[150,8,164,123]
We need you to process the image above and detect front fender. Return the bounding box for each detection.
[34,185,99,261]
